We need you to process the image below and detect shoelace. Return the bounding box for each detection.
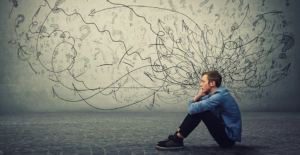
[165,134,173,141]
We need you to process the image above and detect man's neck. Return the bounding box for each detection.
[208,87,218,95]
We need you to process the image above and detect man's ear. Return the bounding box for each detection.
[210,81,216,87]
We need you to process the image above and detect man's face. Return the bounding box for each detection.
[199,74,214,95]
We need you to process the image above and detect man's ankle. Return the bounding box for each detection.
[173,134,184,143]
[177,133,185,139]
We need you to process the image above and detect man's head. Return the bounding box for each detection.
[200,70,222,95]
[201,70,222,87]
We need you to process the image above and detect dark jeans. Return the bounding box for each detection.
[179,110,236,148]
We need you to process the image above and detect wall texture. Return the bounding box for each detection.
[1,0,300,113]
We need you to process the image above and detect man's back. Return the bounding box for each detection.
[188,85,242,142]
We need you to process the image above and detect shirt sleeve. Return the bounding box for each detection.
[188,92,223,115]
[188,95,209,105]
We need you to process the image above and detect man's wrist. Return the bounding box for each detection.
[198,94,205,98]
[193,94,204,102]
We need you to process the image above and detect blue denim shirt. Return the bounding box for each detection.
[188,86,242,142]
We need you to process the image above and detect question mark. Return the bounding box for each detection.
[275,34,294,59]
[79,25,91,41]
[281,35,294,52]
[94,48,101,60]
[16,14,25,28]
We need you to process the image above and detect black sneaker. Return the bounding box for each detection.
[156,134,174,145]
[155,139,184,150]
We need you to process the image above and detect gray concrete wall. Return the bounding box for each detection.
[1,0,300,113]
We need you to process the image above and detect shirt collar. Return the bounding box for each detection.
[211,85,224,96]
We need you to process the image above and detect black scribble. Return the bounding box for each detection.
[28,61,37,74]
[8,0,296,110]
[8,0,18,18]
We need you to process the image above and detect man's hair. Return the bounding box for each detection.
[201,70,222,87]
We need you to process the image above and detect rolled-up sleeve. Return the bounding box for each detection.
[188,92,223,115]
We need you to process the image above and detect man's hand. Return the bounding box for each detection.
[193,89,207,102]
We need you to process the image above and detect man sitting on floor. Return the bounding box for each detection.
[156,70,242,150]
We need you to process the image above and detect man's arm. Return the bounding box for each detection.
[193,89,207,102]
[188,92,223,115]
[193,93,206,102]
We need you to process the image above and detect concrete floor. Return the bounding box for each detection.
[0,112,300,155]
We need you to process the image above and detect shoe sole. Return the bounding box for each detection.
[155,145,184,150]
